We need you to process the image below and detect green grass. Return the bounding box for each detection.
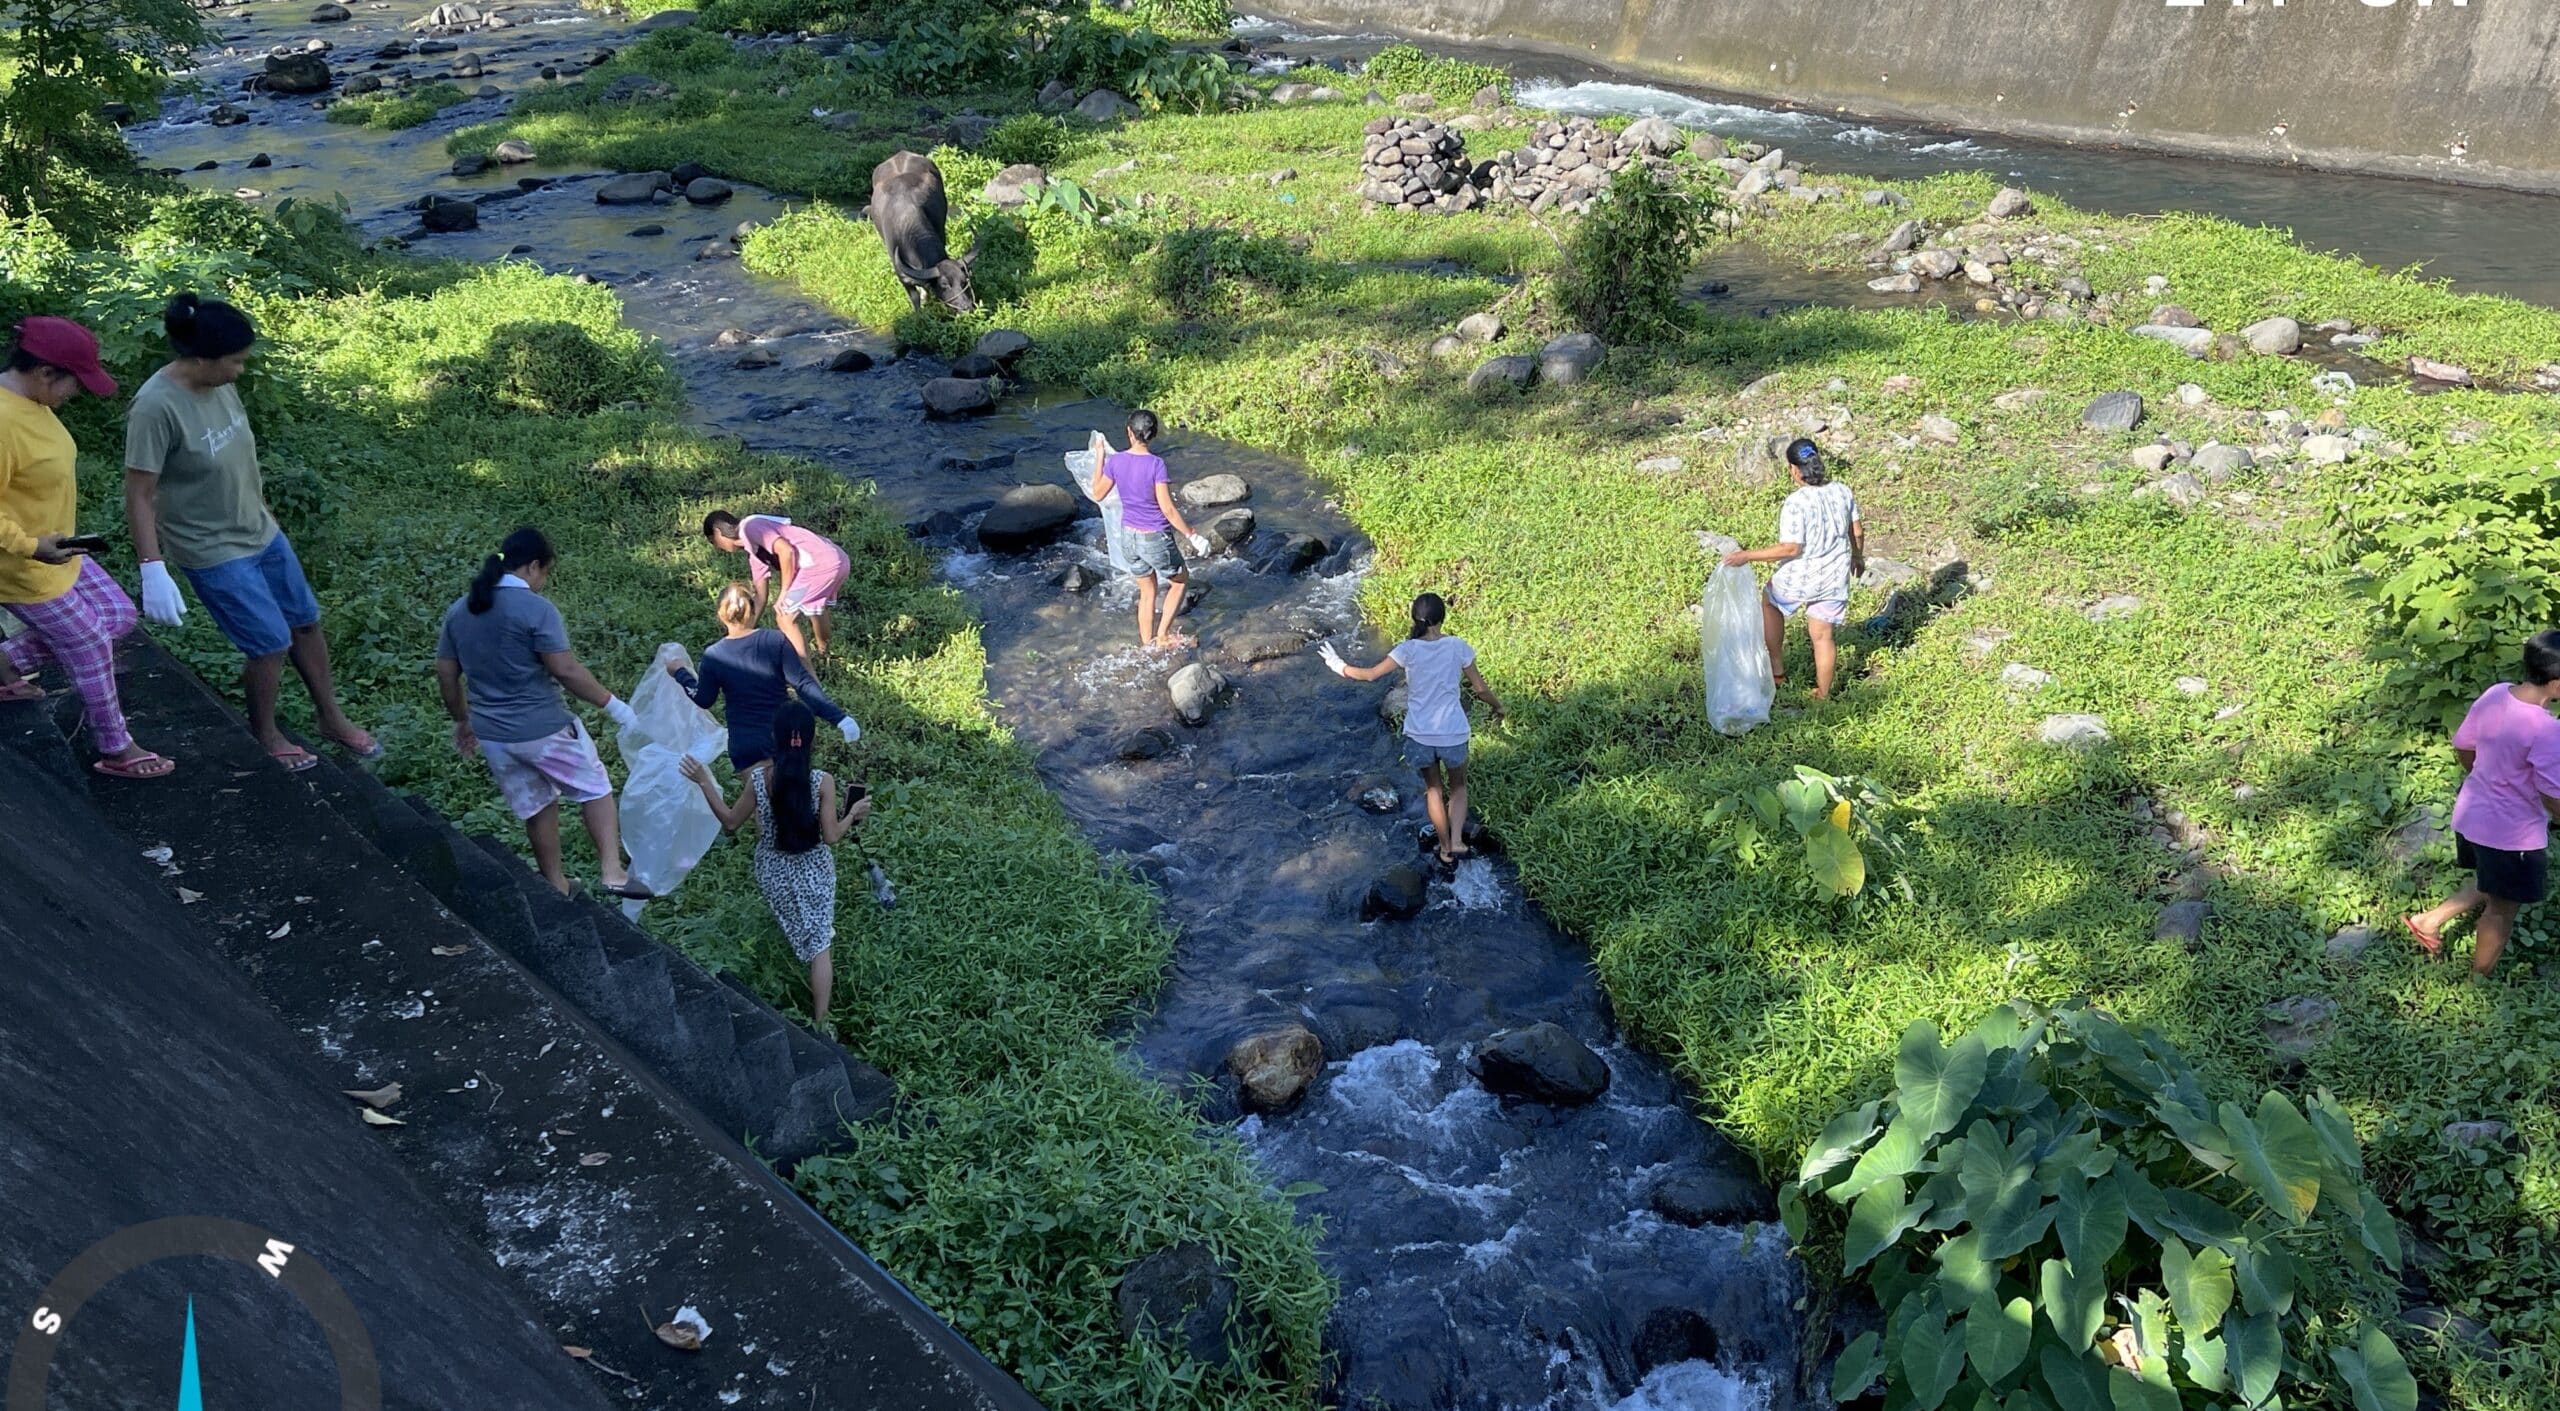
[325,82,468,131]
[11,196,1327,1409]
[466,27,2560,1403]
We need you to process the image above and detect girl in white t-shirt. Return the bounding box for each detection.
[1321,593,1505,867]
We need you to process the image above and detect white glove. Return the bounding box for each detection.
[1317,641,1347,676]
[604,696,639,732]
[139,560,186,627]
[1187,532,1212,557]
[837,716,862,744]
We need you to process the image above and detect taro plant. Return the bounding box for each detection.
[1786,1001,2415,1411]
[1704,765,1914,907]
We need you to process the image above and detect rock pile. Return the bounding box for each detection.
[1357,116,1486,213]
[1490,116,1645,215]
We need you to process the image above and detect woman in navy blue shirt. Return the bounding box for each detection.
[668,583,860,768]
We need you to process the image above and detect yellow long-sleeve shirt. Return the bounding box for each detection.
[0,385,80,605]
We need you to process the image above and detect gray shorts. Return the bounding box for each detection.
[1127,528,1186,581]
[1404,736,1469,771]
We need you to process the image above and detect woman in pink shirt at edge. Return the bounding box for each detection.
[699,509,850,662]
[2404,631,2560,976]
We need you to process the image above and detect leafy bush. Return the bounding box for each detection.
[1706,766,1916,908]
[1789,1001,2410,1411]
[1123,0,1228,36]
[857,16,1022,93]
[1361,42,1504,104]
[978,113,1069,169]
[1124,47,1233,115]
[326,82,467,131]
[2333,447,2557,728]
[0,0,204,211]
[431,319,669,416]
[1145,226,1311,317]
[1557,166,1716,345]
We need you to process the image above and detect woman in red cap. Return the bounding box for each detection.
[0,316,173,779]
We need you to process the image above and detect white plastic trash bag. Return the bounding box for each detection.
[616,643,726,904]
[1069,429,1135,574]
[1701,564,1774,736]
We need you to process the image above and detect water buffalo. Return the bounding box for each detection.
[869,150,978,313]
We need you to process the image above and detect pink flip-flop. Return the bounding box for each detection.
[2402,915,2444,958]
[93,751,176,780]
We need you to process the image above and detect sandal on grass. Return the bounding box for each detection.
[324,725,385,760]
[93,751,175,780]
[2402,915,2445,958]
[270,743,319,773]
[599,878,656,901]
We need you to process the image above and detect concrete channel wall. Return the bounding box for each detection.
[1276,0,2560,192]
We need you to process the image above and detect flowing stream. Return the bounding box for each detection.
[139,8,1802,1409]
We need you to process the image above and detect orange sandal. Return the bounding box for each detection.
[2402,915,2444,958]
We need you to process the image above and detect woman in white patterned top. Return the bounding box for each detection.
[1722,437,1865,701]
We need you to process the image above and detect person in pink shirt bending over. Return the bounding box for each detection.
[701,509,851,662]
[2404,631,2560,976]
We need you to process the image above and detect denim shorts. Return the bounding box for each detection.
[1403,736,1469,771]
[182,532,321,658]
[1127,528,1186,582]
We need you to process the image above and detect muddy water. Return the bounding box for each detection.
[142,9,1800,1409]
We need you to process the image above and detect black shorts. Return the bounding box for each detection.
[2457,833,2549,904]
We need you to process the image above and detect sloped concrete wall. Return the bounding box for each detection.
[1284,0,2560,191]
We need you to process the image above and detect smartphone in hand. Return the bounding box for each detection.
[58,534,110,556]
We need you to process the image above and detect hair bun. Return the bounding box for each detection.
[164,293,199,330]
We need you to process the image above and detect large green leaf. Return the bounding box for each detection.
[2226,1309,2282,1407]
[1779,1181,1809,1242]
[2159,1188,2245,1250]
[2036,1344,2110,1409]
[2183,1333,2230,1394]
[1933,1231,1996,1301]
[1964,1292,2034,1384]
[2331,1326,2419,1411]
[1897,1022,1989,1142]
[1960,1121,2053,1259]
[1830,1329,1885,1403]
[2306,1090,2368,1181]
[1834,1113,1931,1203]
[1903,1301,1968,1411]
[1844,1180,1933,1272]
[2355,1192,2405,1271]
[1800,1099,1884,1185]
[2218,1092,2324,1224]
[1805,820,1867,898]
[2108,1368,2179,1411]
[2039,1256,2105,1352]
[2234,1242,2296,1317]
[2160,1235,2236,1335]
[2053,1173,2128,1272]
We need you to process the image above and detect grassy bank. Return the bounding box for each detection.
[464,23,2560,1405]
[5,184,1325,1407]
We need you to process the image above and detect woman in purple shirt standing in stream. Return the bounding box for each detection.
[2405,631,2560,976]
[1086,410,1210,650]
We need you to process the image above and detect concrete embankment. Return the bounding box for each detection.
[1273,0,2560,193]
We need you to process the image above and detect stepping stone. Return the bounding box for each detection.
[2261,995,2337,1063]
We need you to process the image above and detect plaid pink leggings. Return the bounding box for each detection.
[4,557,139,754]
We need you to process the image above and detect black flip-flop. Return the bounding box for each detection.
[599,878,657,901]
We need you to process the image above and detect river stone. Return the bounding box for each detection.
[492,138,535,164]
[1917,414,1961,445]
[1254,533,1327,575]
[1615,115,1683,156]
[947,353,1003,381]
[2301,434,2356,465]
[2085,594,2142,621]
[1632,1309,1720,1378]
[450,53,483,78]
[419,197,479,232]
[1223,631,1308,665]
[1869,218,1923,257]
[2001,663,2052,694]
[310,2,350,19]
[972,329,1032,366]
[2262,995,2337,1063]
[2441,1120,2514,1152]
[1537,332,1606,387]
[2325,924,2377,962]
[1076,89,1138,121]
[1731,435,1785,487]
[2133,324,2217,356]
[1356,779,1400,813]
[1456,311,1503,342]
[1202,507,1256,553]
[825,348,873,373]
[1362,865,1429,921]
[1168,663,1232,726]
[2150,471,2206,508]
[343,74,381,95]
[1472,1022,1610,1106]
[1990,387,2047,411]
[2236,316,2302,355]
[2038,713,2111,749]
[2129,443,2177,474]
[1468,355,1535,393]
[983,163,1046,208]
[1868,273,1921,294]
[2192,444,2254,482]
[594,171,667,204]
[1985,186,2033,218]
[2384,805,2448,866]
[1227,1026,1323,1113]
[734,346,776,369]
[1635,455,1684,473]
[976,484,1077,552]
[1114,726,1174,761]
[2411,356,2474,386]
[2080,390,2144,432]
[1115,1244,1246,1372]
[263,52,334,93]
[1907,249,1960,280]
[684,177,733,205]
[1648,1168,1775,1226]
[416,38,457,53]
[1379,684,1407,725]
[1179,474,1249,509]
[921,377,995,419]
[2154,899,2211,946]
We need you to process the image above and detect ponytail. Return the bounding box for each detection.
[164,292,257,360]
[769,700,823,854]
[1408,592,1447,640]
[467,526,555,614]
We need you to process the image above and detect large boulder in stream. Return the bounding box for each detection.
[595,171,669,204]
[1361,865,1429,921]
[1471,1022,1611,1106]
[263,52,335,93]
[1179,473,1249,509]
[1648,1166,1776,1226]
[418,197,479,233]
[1537,332,1606,387]
[972,328,1033,367]
[1226,1025,1324,1113]
[1168,663,1232,726]
[1115,1243,1253,1372]
[921,377,996,418]
[975,484,1077,552]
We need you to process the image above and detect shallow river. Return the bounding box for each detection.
[140,8,1804,1409]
